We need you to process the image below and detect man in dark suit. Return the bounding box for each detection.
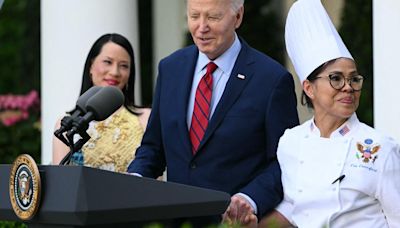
[128,0,299,226]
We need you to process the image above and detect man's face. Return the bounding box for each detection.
[187,0,243,60]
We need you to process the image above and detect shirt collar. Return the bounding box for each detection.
[196,33,241,74]
[309,113,359,138]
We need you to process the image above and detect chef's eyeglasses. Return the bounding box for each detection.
[315,73,364,91]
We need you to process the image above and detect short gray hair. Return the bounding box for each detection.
[231,0,244,12]
[185,0,244,13]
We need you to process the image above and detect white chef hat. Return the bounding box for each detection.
[285,0,353,84]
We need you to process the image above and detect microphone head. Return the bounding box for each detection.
[76,86,102,113]
[85,86,124,121]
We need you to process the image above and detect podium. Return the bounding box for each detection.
[0,165,230,227]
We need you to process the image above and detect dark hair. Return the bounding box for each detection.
[80,33,140,114]
[301,58,338,109]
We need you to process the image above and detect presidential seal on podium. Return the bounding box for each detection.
[9,154,41,220]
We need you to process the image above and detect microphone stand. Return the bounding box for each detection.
[58,115,92,165]
[54,116,74,146]
[58,131,90,165]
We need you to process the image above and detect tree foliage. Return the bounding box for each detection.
[238,0,285,64]
[339,0,373,125]
[0,0,40,225]
[0,0,41,161]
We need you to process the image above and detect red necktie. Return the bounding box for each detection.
[189,62,217,153]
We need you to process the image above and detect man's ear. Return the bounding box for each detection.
[234,6,244,29]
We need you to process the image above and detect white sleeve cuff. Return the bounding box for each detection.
[275,200,294,224]
[126,172,143,177]
[236,193,258,215]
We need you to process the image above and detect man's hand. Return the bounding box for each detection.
[222,194,257,227]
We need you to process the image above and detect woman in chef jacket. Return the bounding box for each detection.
[253,0,400,227]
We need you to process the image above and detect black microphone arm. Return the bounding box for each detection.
[59,86,124,165]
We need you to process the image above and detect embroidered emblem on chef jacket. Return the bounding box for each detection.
[356,138,380,163]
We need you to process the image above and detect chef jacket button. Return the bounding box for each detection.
[300,160,304,164]
[298,189,303,193]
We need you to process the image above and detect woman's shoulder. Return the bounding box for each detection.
[356,122,399,149]
[132,107,151,130]
[355,124,400,174]
[136,107,151,115]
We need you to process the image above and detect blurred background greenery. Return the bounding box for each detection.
[340,0,373,126]
[0,0,41,164]
[0,0,39,226]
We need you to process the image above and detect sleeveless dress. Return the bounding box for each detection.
[70,107,144,173]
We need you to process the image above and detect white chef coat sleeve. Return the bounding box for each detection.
[376,142,400,226]
[275,197,295,225]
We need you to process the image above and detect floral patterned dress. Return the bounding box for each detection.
[70,107,144,173]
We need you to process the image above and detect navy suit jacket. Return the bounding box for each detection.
[128,39,299,217]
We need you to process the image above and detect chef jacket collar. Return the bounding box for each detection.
[309,113,359,138]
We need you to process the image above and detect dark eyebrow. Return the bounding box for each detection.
[329,71,359,77]
[328,71,344,76]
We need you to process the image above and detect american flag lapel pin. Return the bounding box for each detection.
[237,74,246,80]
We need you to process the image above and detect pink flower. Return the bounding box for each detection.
[0,90,40,127]
[2,115,23,126]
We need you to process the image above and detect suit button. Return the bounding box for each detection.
[190,163,197,169]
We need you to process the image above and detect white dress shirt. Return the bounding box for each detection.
[186,34,241,128]
[276,114,400,227]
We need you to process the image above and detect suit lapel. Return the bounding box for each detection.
[196,41,255,153]
[176,47,199,154]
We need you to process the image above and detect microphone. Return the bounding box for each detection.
[59,86,124,165]
[66,86,124,138]
[86,86,125,121]
[54,86,102,135]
